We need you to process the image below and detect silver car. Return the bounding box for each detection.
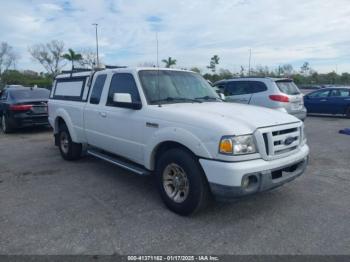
[214,77,307,120]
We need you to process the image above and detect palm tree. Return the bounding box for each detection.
[162,57,177,68]
[62,49,83,70]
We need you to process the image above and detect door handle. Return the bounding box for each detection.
[320,99,327,102]
[99,112,107,118]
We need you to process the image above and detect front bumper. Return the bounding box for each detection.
[290,108,307,121]
[199,144,309,200]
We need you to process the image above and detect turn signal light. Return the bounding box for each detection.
[269,95,289,102]
[219,138,233,154]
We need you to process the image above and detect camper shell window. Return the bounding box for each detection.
[52,76,89,101]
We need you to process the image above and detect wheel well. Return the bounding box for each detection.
[56,117,66,131]
[152,141,197,170]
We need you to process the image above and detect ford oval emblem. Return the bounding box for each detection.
[284,137,295,146]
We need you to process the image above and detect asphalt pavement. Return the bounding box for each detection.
[0,116,349,255]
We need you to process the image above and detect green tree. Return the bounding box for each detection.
[207,55,220,73]
[218,69,233,79]
[1,70,52,89]
[161,57,177,68]
[190,67,201,74]
[62,49,83,70]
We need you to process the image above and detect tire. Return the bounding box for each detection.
[58,124,82,161]
[1,114,13,134]
[155,148,210,216]
[346,107,350,118]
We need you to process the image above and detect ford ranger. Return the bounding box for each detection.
[48,67,309,215]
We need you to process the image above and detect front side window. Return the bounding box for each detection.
[309,90,330,98]
[90,74,107,104]
[139,70,219,104]
[107,73,140,106]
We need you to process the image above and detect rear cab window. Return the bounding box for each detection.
[51,73,90,102]
[90,74,107,104]
[275,80,301,95]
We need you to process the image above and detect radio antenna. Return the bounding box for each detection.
[156,31,161,107]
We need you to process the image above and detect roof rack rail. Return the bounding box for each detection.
[61,68,92,73]
[105,65,127,69]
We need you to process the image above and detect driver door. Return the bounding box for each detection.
[86,73,145,164]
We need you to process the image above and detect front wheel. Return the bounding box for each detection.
[155,148,210,216]
[58,125,82,161]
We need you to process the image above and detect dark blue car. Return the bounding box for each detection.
[304,87,350,118]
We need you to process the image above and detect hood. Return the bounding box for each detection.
[153,102,300,134]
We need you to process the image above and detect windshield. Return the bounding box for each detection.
[10,88,50,100]
[138,70,220,104]
[275,80,301,95]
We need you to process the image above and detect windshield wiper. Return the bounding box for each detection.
[151,97,202,104]
[195,96,223,101]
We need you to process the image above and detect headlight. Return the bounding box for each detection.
[219,135,257,155]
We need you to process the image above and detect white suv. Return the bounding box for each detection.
[214,78,307,120]
[48,68,309,215]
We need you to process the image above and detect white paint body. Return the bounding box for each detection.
[48,68,309,188]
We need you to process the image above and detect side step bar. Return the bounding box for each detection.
[87,149,150,176]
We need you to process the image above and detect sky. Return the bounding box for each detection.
[1,0,350,74]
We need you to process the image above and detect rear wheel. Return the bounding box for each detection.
[58,124,82,160]
[346,107,350,118]
[1,115,13,134]
[155,148,210,216]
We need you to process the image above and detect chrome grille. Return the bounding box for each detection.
[256,123,302,160]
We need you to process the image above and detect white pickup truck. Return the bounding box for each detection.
[48,67,309,215]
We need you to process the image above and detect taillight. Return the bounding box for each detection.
[9,104,33,111]
[269,95,289,102]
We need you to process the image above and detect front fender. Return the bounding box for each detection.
[144,127,213,170]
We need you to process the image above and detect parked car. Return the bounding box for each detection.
[0,87,50,133]
[49,68,309,216]
[213,78,307,120]
[304,87,350,117]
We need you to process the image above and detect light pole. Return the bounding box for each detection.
[248,48,252,76]
[92,23,99,68]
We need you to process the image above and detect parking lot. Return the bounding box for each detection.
[0,116,349,255]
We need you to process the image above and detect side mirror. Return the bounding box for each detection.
[219,93,225,100]
[113,93,132,103]
[112,93,142,110]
